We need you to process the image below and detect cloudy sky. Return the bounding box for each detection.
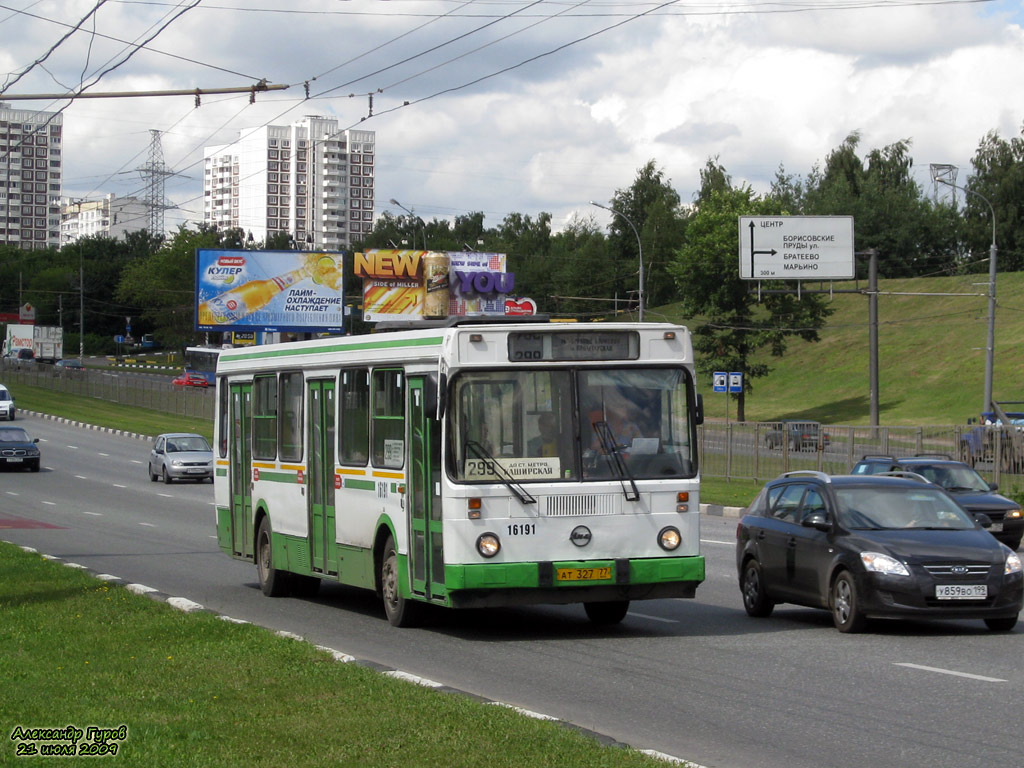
[2,0,1022,235]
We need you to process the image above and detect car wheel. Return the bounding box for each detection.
[984,616,1018,632]
[740,559,775,617]
[380,535,422,627]
[584,600,630,625]
[8,410,14,421]
[148,463,158,482]
[29,460,39,472]
[162,467,173,484]
[257,517,290,597]
[830,571,866,633]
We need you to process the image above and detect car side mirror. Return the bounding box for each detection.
[33,438,39,444]
[975,513,993,529]
[802,511,831,531]
[988,482,999,492]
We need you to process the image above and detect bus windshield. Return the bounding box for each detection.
[449,366,696,483]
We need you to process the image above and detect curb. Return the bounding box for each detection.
[699,503,745,518]
[23,410,154,442]
[4,542,697,766]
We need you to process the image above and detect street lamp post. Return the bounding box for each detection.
[938,177,997,414]
[389,198,424,250]
[590,200,644,321]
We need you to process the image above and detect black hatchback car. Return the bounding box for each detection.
[851,455,1023,550]
[736,471,1023,633]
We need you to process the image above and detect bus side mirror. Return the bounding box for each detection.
[694,394,704,426]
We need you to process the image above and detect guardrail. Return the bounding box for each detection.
[0,362,214,421]
[699,421,1022,487]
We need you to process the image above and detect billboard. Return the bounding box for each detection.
[195,250,345,333]
[355,250,520,323]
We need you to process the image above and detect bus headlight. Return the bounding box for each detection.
[658,527,681,551]
[476,533,501,558]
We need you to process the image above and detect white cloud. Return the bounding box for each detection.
[3,0,1022,234]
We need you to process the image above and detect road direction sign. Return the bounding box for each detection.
[739,216,854,280]
[713,372,727,393]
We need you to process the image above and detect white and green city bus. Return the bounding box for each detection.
[214,318,705,626]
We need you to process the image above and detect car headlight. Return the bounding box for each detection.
[1003,548,1022,576]
[860,552,910,576]
[171,460,184,467]
[476,533,501,558]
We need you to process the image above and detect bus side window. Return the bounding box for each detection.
[252,374,278,459]
[372,369,404,469]
[279,371,303,461]
[340,368,369,464]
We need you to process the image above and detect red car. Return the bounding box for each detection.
[172,372,209,388]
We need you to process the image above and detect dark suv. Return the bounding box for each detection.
[851,455,1023,550]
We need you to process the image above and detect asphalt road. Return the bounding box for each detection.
[3,415,1022,768]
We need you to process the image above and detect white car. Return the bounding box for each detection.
[0,385,15,420]
[148,432,213,483]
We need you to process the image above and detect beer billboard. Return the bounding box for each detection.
[195,249,345,333]
[355,249,513,323]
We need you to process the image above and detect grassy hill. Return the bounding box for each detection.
[657,270,1024,427]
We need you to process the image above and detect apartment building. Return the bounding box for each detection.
[204,116,374,251]
[0,102,63,249]
[60,193,149,244]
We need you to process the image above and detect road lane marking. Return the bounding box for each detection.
[700,539,734,546]
[99,452,109,457]
[158,493,174,498]
[42,501,56,506]
[631,612,677,624]
[130,459,144,464]
[5,491,18,496]
[67,445,79,450]
[894,663,1006,682]
[112,484,127,489]
[82,511,102,516]
[138,522,156,527]
[75,475,87,480]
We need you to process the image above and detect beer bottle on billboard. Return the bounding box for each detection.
[198,267,307,325]
[422,252,450,318]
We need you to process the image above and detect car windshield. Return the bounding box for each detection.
[0,391,10,402]
[0,428,31,442]
[835,486,976,530]
[167,436,211,452]
[910,463,990,493]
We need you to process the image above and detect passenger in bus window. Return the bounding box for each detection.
[529,412,560,457]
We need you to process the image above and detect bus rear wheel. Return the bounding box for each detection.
[257,517,290,597]
[584,600,629,625]
[380,536,422,628]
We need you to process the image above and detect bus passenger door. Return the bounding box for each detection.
[308,379,338,576]
[409,377,444,601]
[229,383,253,559]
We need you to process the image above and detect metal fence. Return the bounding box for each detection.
[699,421,1023,489]
[1,362,214,421]
[3,361,1021,489]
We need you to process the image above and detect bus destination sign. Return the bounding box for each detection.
[508,331,639,362]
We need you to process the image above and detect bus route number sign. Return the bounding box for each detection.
[508,332,639,362]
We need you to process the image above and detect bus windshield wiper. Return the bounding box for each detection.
[465,440,536,505]
[593,421,640,501]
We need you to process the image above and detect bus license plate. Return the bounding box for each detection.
[936,584,987,599]
[557,567,611,582]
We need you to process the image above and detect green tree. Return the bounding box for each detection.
[669,185,833,421]
[601,161,686,314]
[965,125,1024,271]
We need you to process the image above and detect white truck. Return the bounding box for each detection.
[3,324,64,364]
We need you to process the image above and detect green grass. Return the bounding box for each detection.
[12,382,213,441]
[0,543,675,768]
[658,271,1024,426]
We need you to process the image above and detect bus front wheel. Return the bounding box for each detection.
[257,517,290,597]
[380,536,422,628]
[584,600,629,625]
